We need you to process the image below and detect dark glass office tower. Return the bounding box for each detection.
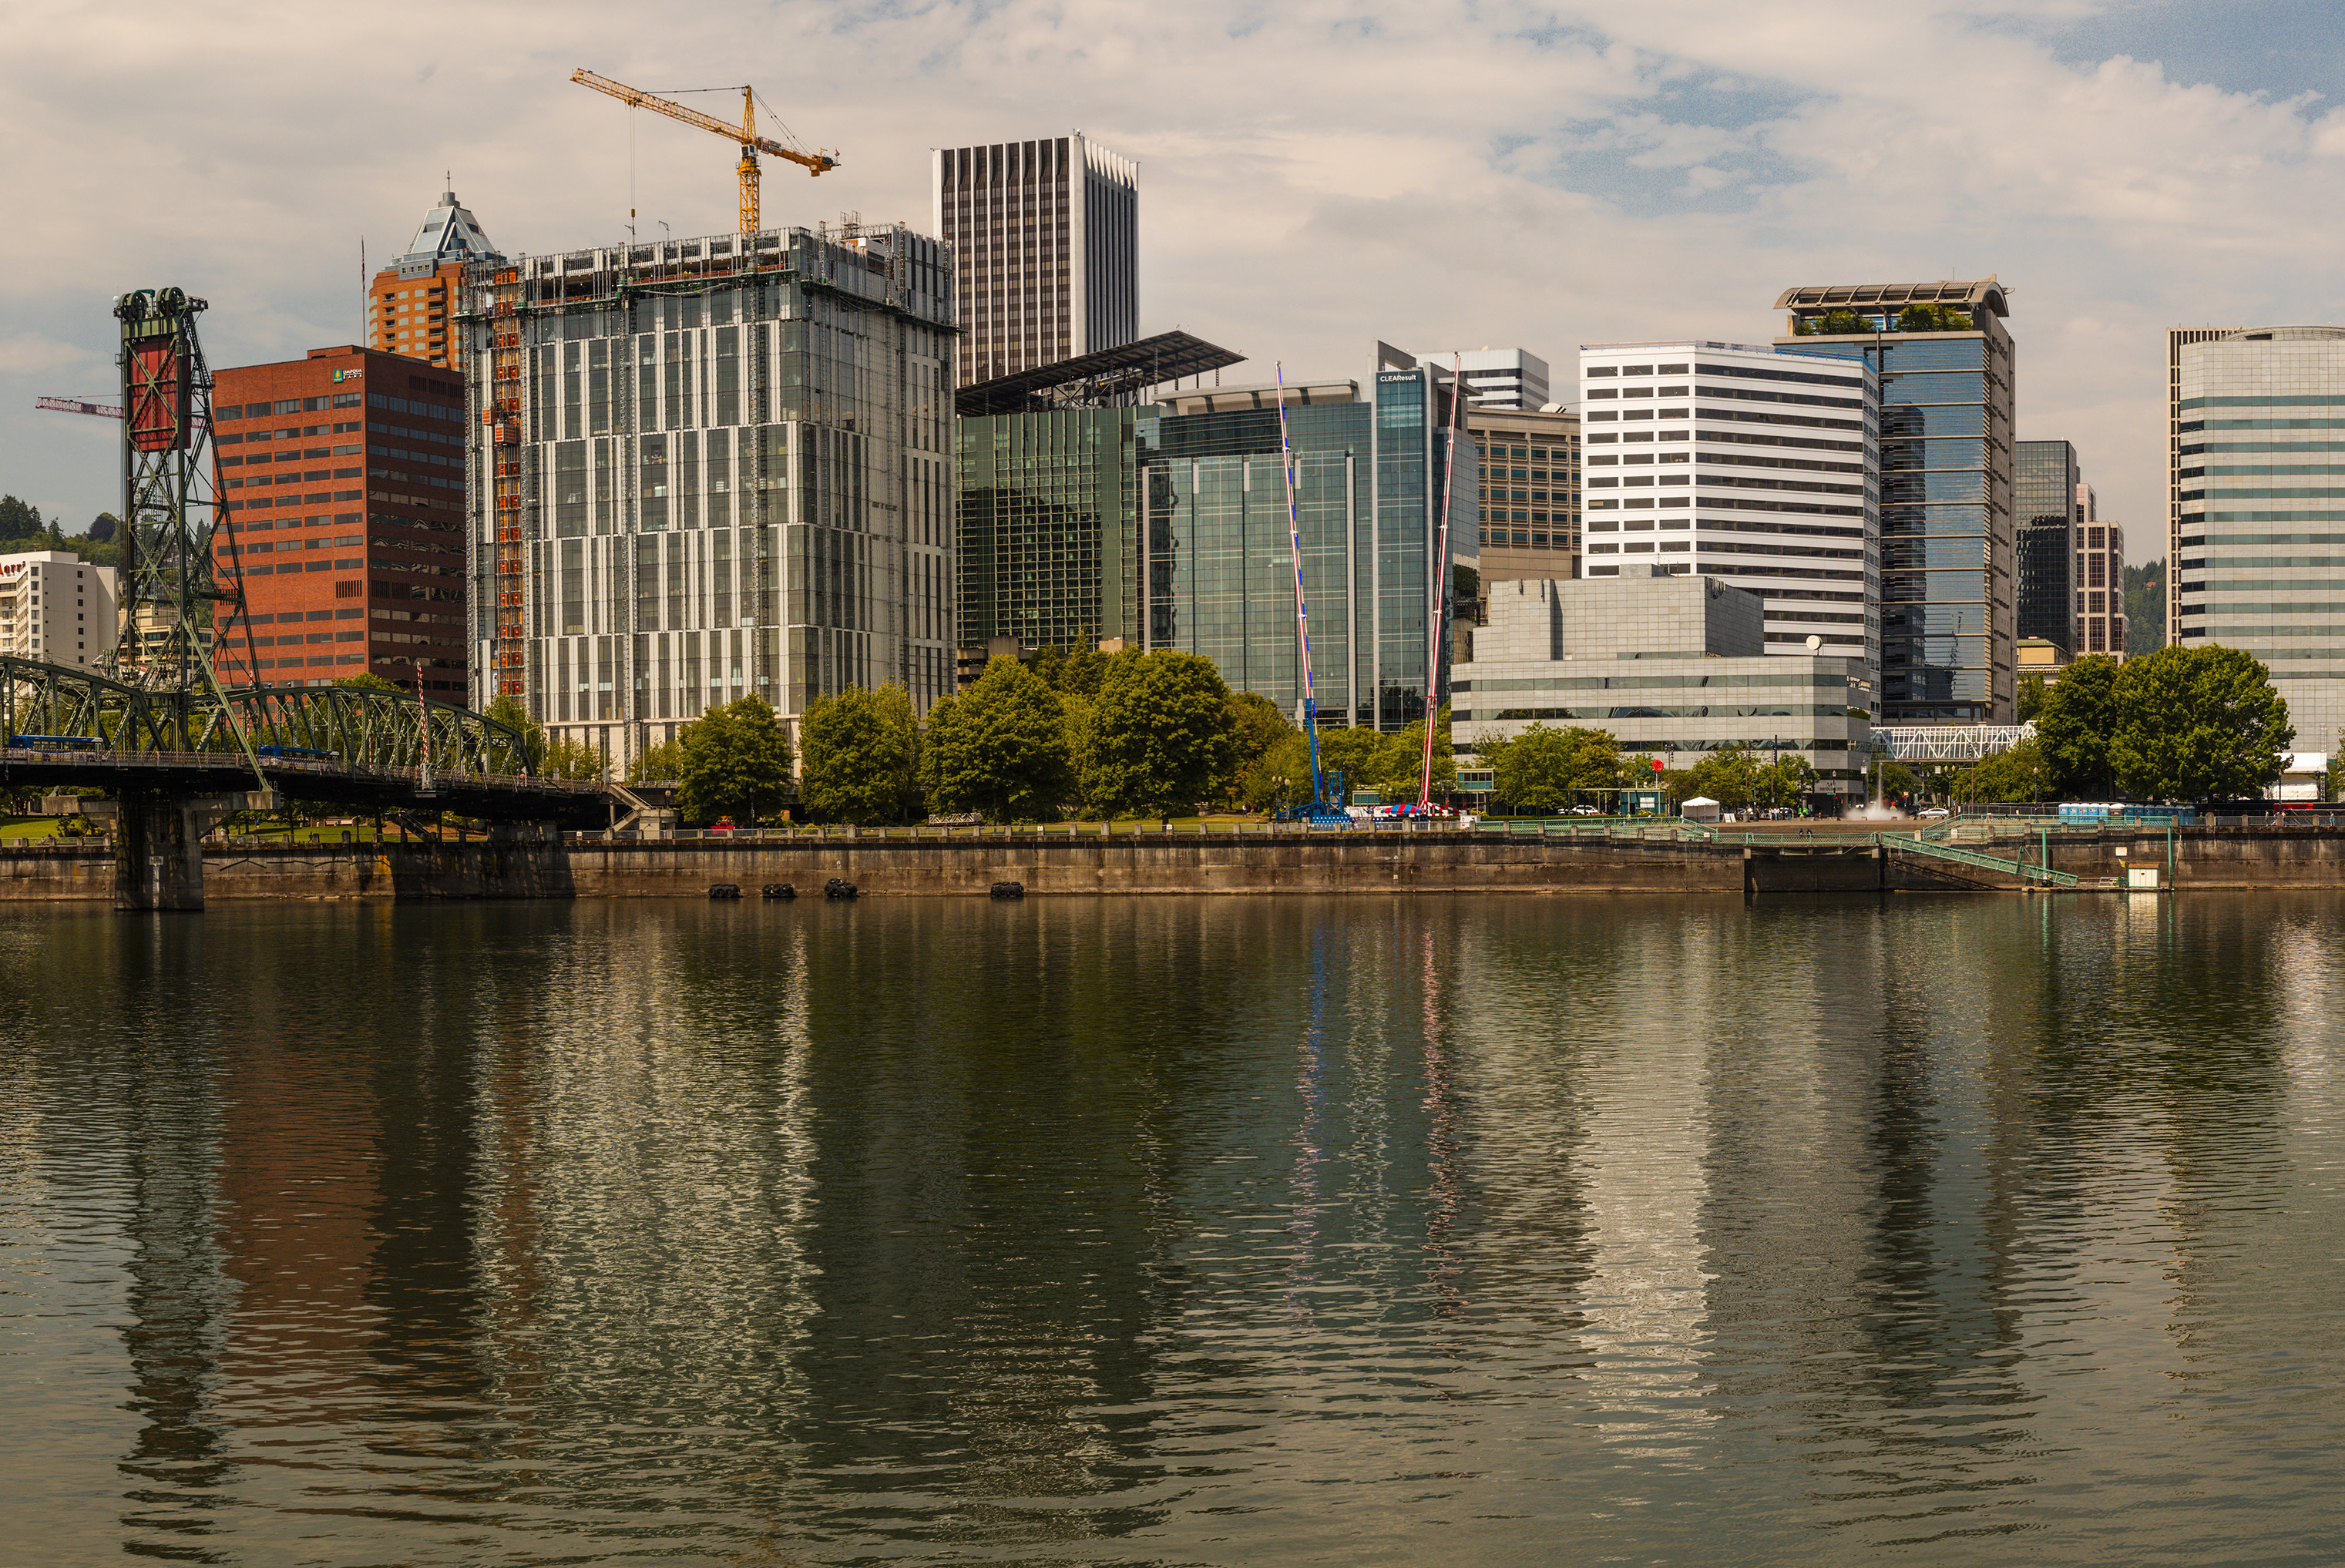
[2014,439,2080,656]
[1134,348,1477,730]
[955,408,1141,650]
[1776,280,2016,723]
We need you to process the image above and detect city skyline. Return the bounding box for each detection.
[5,3,2341,547]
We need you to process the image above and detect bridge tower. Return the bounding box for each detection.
[109,288,264,909]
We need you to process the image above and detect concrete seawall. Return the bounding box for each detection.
[5,824,2345,902]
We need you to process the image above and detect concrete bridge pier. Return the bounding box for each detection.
[107,788,275,912]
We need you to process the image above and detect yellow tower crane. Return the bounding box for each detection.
[571,69,839,236]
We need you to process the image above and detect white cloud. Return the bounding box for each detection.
[2,0,2340,549]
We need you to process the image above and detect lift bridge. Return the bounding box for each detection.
[5,287,615,909]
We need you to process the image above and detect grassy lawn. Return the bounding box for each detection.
[0,817,72,841]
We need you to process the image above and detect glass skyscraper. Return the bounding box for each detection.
[954,408,1139,650]
[2014,438,2081,656]
[2173,325,2345,748]
[1776,280,2016,723]
[1134,349,1477,729]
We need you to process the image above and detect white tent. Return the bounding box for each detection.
[1680,796,1721,823]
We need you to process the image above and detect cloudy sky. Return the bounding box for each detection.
[5,0,2341,547]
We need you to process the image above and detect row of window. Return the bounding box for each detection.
[217,422,363,445]
[220,448,361,465]
[217,395,363,420]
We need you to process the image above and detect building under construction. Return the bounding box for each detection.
[459,222,954,772]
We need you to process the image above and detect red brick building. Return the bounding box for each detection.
[210,346,469,694]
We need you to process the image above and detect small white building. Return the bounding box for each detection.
[2269,752,2330,802]
[0,552,118,673]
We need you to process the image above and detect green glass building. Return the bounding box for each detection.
[954,408,1141,650]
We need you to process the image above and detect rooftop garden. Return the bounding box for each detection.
[1793,303,1977,335]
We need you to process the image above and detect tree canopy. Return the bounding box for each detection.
[1957,737,2051,802]
[1080,651,1240,815]
[1480,724,1620,811]
[1315,725,1386,804]
[482,694,608,781]
[677,694,791,823]
[2108,644,2292,801]
[799,683,922,823]
[920,656,1074,821]
[1222,691,1292,807]
[2034,654,2120,797]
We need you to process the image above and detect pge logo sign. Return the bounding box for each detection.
[331,368,364,384]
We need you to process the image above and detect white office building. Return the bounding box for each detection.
[2172,325,2345,746]
[0,552,118,673]
[1579,340,1880,702]
[934,133,1138,388]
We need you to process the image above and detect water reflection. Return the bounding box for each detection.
[2,894,2343,1563]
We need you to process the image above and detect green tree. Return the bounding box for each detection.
[479,695,602,781]
[1241,727,1315,812]
[2124,560,2166,655]
[2036,654,2121,797]
[1031,643,1119,697]
[1224,691,1292,807]
[1354,705,1457,801]
[1080,651,1239,816]
[1487,724,1620,811]
[1682,744,1762,809]
[799,683,921,824]
[334,672,401,693]
[2016,673,2048,721]
[1756,754,1819,808]
[1957,737,2051,802]
[1315,724,1386,804]
[921,656,1074,822]
[629,738,684,781]
[0,495,42,541]
[677,693,792,824]
[2108,644,2292,801]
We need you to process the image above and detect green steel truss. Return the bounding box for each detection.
[2,658,536,777]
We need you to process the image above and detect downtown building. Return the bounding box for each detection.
[1453,569,1873,798]
[2015,438,2081,657]
[0,551,117,672]
[209,348,469,693]
[1427,347,1551,411]
[2075,489,2126,660]
[1775,280,2016,723]
[1470,404,1580,584]
[459,222,956,771]
[1577,341,1880,702]
[934,133,1137,389]
[2172,325,2345,745]
[366,186,501,374]
[1137,346,1479,730]
[952,343,1478,730]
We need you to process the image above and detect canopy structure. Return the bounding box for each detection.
[956,330,1243,418]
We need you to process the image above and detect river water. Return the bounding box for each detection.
[3,893,2343,1566]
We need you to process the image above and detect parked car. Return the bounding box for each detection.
[1917,807,1950,818]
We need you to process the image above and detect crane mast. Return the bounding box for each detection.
[570,69,839,235]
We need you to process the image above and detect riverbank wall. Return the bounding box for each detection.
[5,822,2345,902]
